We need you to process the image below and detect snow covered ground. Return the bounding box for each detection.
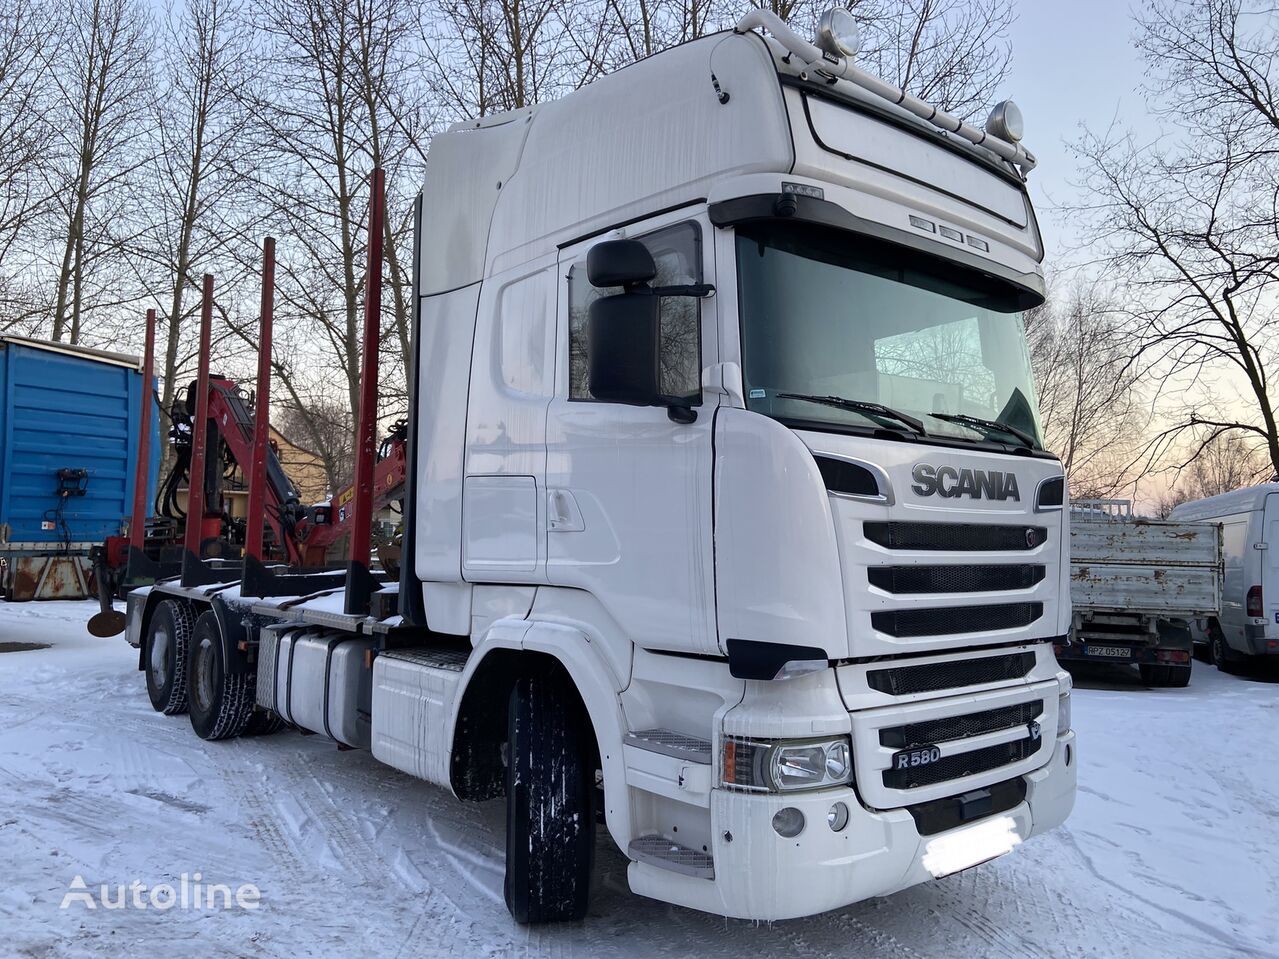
[1,600,1275,959]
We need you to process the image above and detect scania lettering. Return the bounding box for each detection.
[121,9,1076,924]
[911,464,1022,501]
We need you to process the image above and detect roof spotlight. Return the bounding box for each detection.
[816,8,861,59]
[985,100,1024,144]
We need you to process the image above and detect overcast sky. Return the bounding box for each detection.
[1006,1,1158,264]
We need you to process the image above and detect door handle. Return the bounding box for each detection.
[547,489,585,532]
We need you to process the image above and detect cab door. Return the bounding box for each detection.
[544,215,720,657]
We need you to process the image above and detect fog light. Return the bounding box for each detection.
[772,807,805,838]
[827,801,849,832]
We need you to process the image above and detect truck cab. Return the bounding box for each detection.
[393,14,1075,920]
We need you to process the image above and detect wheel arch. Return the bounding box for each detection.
[448,619,632,849]
[136,589,208,670]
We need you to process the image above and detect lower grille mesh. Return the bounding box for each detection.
[880,701,1043,750]
[867,651,1035,695]
[864,521,1048,552]
[872,602,1043,637]
[884,736,1039,790]
[868,564,1045,594]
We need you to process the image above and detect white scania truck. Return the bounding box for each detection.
[124,10,1076,923]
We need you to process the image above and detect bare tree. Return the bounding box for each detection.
[140,0,255,473]
[1028,282,1148,498]
[0,0,56,268]
[48,0,152,343]
[351,0,430,383]
[424,0,617,120]
[1072,0,1279,479]
[850,0,1016,120]
[1155,432,1269,516]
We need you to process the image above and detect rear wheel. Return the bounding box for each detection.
[1138,662,1191,688]
[187,611,255,741]
[144,600,195,715]
[504,670,595,924]
[1209,627,1246,675]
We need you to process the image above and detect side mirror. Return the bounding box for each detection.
[587,293,661,406]
[588,239,657,289]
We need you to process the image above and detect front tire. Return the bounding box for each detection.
[504,671,595,924]
[187,611,255,741]
[1138,662,1191,688]
[144,600,195,715]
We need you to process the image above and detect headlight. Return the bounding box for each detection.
[1057,689,1071,735]
[721,736,853,792]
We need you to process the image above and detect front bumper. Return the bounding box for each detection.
[627,731,1077,921]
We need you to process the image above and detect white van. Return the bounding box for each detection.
[1169,484,1279,670]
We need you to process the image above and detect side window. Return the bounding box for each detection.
[568,221,703,402]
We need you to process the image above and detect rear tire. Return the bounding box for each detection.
[144,600,195,715]
[1138,662,1191,688]
[1210,628,1245,675]
[187,612,255,741]
[504,671,595,924]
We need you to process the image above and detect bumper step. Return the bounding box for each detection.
[627,835,715,879]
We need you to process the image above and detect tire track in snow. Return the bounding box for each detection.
[1057,827,1266,957]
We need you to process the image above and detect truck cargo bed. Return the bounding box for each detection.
[1070,518,1221,617]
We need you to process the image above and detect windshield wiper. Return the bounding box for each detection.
[928,412,1039,450]
[777,393,927,436]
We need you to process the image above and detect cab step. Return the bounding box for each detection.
[625,728,711,764]
[627,835,715,879]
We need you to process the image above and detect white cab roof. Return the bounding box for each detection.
[418,29,1036,296]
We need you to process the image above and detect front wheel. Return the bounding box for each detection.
[504,671,595,924]
[144,600,195,715]
[187,611,256,741]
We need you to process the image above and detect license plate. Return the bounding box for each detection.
[892,745,942,771]
[1086,644,1131,659]
[922,816,1021,878]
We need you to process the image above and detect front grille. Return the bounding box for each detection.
[872,602,1043,637]
[867,651,1035,695]
[868,565,1045,594]
[864,521,1048,552]
[884,736,1039,790]
[880,700,1043,749]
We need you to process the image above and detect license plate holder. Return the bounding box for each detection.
[1085,644,1131,659]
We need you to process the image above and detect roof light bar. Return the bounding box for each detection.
[735,9,1037,175]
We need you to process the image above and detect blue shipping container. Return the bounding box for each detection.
[0,336,161,552]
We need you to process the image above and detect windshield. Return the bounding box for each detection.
[735,222,1045,448]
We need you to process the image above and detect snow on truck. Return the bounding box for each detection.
[1057,499,1221,687]
[116,10,1076,923]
